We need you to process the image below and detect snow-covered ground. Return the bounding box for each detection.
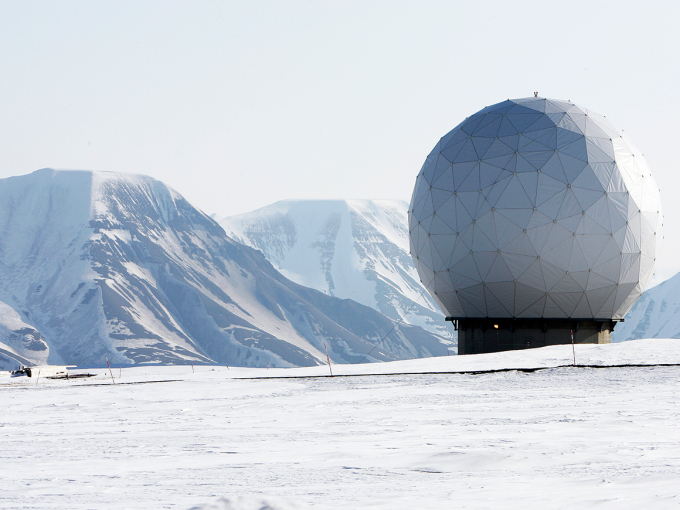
[1,339,679,509]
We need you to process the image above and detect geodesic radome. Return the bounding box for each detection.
[408,97,663,320]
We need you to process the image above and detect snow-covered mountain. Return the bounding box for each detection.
[613,272,680,341]
[0,169,449,369]
[219,200,455,348]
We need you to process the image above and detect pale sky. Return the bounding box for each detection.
[1,0,679,283]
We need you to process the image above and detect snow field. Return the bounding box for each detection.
[1,339,679,509]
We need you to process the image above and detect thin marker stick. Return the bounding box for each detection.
[324,342,333,377]
[571,330,576,366]
[105,355,116,384]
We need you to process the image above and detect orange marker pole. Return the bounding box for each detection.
[105,355,116,384]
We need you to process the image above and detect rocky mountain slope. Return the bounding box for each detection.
[0,301,48,370]
[612,272,680,341]
[0,169,448,369]
[219,200,455,347]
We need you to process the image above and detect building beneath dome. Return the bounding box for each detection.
[408,97,663,354]
[454,318,614,355]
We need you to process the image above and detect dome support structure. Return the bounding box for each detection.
[447,317,619,355]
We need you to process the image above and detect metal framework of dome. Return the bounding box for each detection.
[408,97,662,352]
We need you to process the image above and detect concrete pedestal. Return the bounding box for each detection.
[448,318,616,355]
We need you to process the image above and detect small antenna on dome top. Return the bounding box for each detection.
[534,91,538,97]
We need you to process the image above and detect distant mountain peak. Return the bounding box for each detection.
[220,199,455,347]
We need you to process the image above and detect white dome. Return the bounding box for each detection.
[408,97,663,320]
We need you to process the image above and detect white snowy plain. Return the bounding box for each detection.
[1,339,679,509]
